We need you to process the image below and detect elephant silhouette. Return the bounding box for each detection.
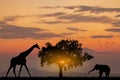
[88,64,110,78]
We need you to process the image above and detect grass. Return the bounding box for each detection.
[0,77,120,80]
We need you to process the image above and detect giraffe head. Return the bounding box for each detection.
[34,43,40,50]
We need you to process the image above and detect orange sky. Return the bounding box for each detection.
[0,0,120,75]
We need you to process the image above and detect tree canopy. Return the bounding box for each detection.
[38,39,93,71]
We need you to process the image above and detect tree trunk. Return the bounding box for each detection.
[59,65,63,78]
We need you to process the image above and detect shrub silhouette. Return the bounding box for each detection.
[38,39,93,77]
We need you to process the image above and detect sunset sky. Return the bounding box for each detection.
[0,0,120,76]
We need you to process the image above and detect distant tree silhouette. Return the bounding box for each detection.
[38,39,93,77]
[88,64,110,78]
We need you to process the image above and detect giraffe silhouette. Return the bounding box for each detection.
[6,43,40,77]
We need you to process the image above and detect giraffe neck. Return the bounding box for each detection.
[18,45,35,58]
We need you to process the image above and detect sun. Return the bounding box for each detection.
[60,60,65,64]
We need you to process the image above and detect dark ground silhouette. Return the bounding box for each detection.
[1,77,120,80]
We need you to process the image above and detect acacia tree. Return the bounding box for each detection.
[38,39,93,77]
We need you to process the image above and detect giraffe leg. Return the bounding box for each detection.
[24,64,31,77]
[13,65,16,77]
[6,66,12,77]
[18,65,23,77]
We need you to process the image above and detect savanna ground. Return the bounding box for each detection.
[1,77,120,80]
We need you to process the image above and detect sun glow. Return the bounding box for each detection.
[60,60,65,64]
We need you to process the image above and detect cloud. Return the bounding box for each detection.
[37,6,77,10]
[0,21,71,39]
[36,12,120,27]
[2,15,25,22]
[91,35,114,38]
[75,5,120,13]
[0,21,45,39]
[105,28,120,32]
[58,14,109,23]
[38,6,61,9]
[35,12,67,24]
[0,21,6,25]
[110,21,120,27]
[38,5,120,13]
[58,14,120,27]
[37,5,120,26]
[66,27,87,32]
[63,6,77,10]
[36,20,65,24]
[2,15,32,22]
[38,5,77,10]
[116,35,120,37]
[36,12,66,18]
[115,14,120,17]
